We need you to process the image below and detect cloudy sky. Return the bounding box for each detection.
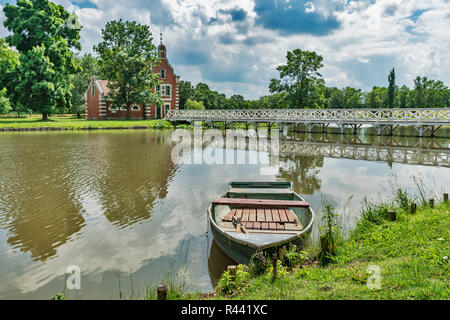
[0,0,449,99]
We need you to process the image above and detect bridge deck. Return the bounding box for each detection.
[165,108,450,136]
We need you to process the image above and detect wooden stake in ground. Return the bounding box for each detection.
[157,285,168,300]
[272,253,277,281]
[410,203,417,214]
[388,211,396,221]
[227,265,237,282]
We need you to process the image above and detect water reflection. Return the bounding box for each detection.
[92,133,177,228]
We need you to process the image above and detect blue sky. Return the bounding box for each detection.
[1,0,449,99]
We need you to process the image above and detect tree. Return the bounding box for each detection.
[178,80,194,109]
[94,19,162,119]
[185,99,205,110]
[388,68,396,108]
[329,88,344,109]
[396,85,410,108]
[0,88,11,114]
[3,0,82,120]
[70,54,100,118]
[269,49,324,108]
[0,38,19,115]
[366,86,388,108]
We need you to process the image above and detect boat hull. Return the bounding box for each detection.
[209,209,312,265]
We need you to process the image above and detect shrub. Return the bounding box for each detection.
[248,250,270,276]
[216,265,250,295]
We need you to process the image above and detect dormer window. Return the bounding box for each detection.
[161,69,166,78]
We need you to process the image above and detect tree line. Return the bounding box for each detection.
[0,0,448,120]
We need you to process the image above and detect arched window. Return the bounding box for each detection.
[91,85,95,96]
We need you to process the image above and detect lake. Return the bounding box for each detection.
[0,128,448,299]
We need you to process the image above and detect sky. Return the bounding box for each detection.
[0,0,449,100]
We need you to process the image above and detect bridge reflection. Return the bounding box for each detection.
[280,133,449,168]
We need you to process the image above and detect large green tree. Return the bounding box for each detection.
[94,19,162,119]
[269,49,325,108]
[3,0,82,119]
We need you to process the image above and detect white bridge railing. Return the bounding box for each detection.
[165,108,450,125]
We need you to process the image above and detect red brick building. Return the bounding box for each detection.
[85,41,180,119]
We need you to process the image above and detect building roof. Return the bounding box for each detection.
[96,80,112,96]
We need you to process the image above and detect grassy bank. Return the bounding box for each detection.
[0,115,174,130]
[104,190,448,301]
[193,194,449,300]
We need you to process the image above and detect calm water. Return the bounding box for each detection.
[0,129,448,299]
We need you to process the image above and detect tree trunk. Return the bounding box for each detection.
[42,112,48,121]
[126,105,131,120]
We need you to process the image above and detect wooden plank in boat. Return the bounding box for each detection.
[269,222,277,230]
[212,198,310,208]
[279,209,288,223]
[242,210,249,222]
[222,209,236,222]
[235,209,243,219]
[265,209,273,222]
[261,222,269,230]
[272,209,281,222]
[245,222,253,229]
[285,223,301,231]
[286,209,296,223]
[253,222,261,230]
[257,209,265,222]
[249,209,256,222]
[277,223,285,230]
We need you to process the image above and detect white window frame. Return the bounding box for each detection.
[132,105,140,111]
[165,84,171,98]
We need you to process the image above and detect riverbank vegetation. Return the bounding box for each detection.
[104,185,449,301]
[0,115,173,129]
[193,189,449,300]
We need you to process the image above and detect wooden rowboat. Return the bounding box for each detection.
[208,182,315,264]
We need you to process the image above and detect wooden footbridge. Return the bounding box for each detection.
[165,108,450,137]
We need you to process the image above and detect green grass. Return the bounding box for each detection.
[204,200,449,300]
[0,115,174,129]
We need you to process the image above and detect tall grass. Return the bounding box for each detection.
[114,239,191,300]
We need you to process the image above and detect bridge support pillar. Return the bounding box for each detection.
[352,124,362,135]
[321,123,329,134]
[306,123,313,134]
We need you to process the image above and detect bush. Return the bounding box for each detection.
[216,265,250,295]
[248,250,270,276]
[284,244,309,270]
